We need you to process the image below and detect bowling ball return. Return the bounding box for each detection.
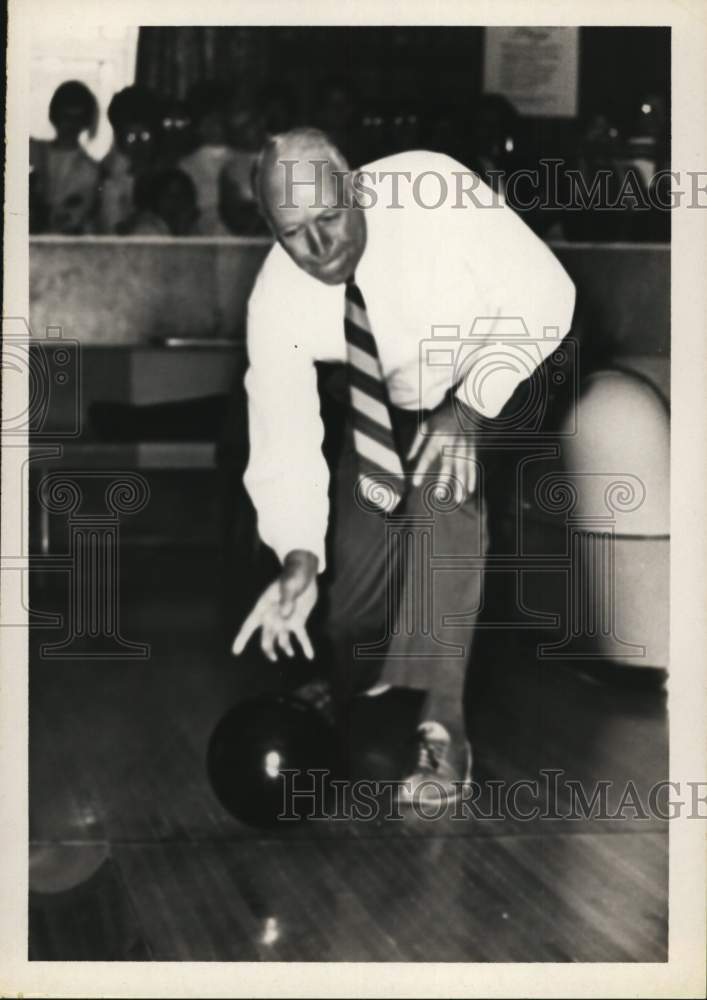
[206,694,337,827]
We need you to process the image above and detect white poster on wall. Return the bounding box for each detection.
[483,26,579,118]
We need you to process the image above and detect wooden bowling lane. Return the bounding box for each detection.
[29,830,662,962]
[29,545,668,961]
[29,844,152,960]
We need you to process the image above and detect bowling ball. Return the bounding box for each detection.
[206,694,336,827]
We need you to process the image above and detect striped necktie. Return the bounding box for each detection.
[344,280,404,512]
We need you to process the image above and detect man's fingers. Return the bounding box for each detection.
[293,624,314,661]
[231,628,247,657]
[231,612,259,656]
[439,448,454,483]
[454,448,476,496]
[261,625,278,663]
[451,453,466,499]
[425,449,453,501]
[276,630,295,658]
[230,567,315,662]
[231,582,280,655]
[465,456,477,496]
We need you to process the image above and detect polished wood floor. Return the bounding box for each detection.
[29,546,668,962]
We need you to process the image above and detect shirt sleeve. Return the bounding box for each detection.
[242,257,331,571]
[441,176,576,420]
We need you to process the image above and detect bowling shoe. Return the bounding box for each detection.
[397,721,473,808]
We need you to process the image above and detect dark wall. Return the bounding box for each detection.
[137,25,670,159]
[579,27,670,124]
[267,26,669,125]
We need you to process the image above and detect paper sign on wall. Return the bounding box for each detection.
[483,27,579,118]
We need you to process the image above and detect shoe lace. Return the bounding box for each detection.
[416,735,443,771]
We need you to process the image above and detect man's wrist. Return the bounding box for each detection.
[283,549,319,577]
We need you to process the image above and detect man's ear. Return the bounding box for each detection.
[341,170,357,210]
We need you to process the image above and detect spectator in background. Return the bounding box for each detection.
[99,86,161,234]
[220,97,269,235]
[178,81,235,235]
[157,98,195,166]
[30,81,100,234]
[563,111,632,243]
[123,168,201,236]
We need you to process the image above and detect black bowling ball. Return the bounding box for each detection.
[206,694,336,827]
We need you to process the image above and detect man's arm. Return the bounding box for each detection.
[242,264,331,572]
[450,179,576,420]
[408,166,575,495]
[234,261,330,659]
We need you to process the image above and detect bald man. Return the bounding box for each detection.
[233,128,576,805]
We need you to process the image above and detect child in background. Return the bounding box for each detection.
[30,81,100,234]
[123,168,201,236]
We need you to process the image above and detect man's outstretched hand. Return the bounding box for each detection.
[231,549,319,663]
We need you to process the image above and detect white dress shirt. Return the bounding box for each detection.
[244,150,576,569]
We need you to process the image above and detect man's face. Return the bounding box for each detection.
[264,158,366,286]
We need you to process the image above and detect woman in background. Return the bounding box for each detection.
[30,81,100,234]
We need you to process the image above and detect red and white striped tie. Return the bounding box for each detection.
[344,280,404,512]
